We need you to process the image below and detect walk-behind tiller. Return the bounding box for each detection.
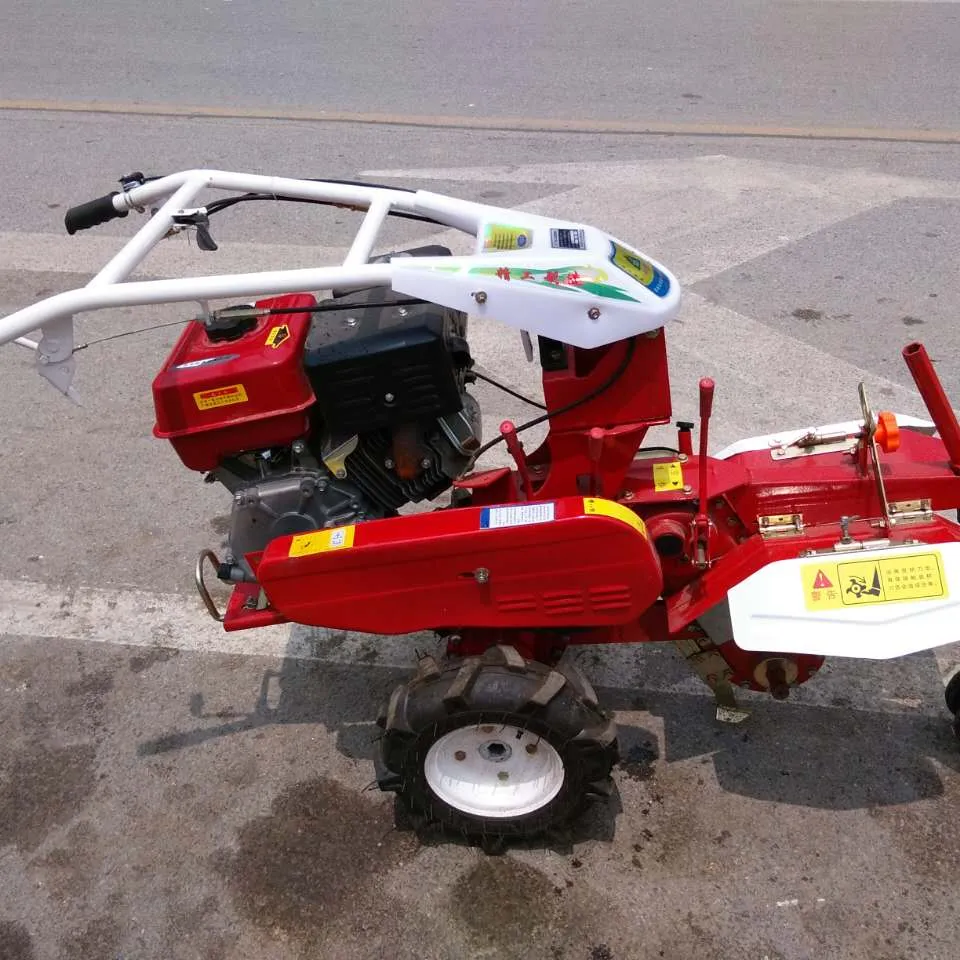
[3,169,960,843]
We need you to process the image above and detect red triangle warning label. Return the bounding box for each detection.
[813,570,833,589]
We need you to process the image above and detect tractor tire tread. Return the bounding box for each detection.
[525,669,567,709]
[945,668,960,716]
[556,659,601,709]
[416,654,441,682]
[483,644,527,671]
[443,657,481,708]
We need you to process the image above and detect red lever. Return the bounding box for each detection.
[694,378,715,568]
[903,342,960,472]
[699,377,715,422]
[588,427,606,496]
[588,427,605,461]
[500,420,534,499]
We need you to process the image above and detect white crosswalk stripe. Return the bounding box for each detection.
[2,577,956,717]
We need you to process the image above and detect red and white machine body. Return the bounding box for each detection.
[3,168,960,717]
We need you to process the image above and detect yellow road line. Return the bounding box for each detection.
[2,98,960,145]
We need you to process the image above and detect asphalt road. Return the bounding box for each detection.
[3,2,960,958]
[2,0,960,129]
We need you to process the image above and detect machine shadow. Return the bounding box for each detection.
[598,684,960,811]
[137,657,408,760]
[135,652,643,851]
[136,651,960,852]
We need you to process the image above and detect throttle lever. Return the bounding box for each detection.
[171,210,219,251]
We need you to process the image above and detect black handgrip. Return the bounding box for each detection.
[64,192,128,235]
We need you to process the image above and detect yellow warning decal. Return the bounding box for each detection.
[653,461,684,492]
[583,498,648,539]
[288,525,356,558]
[265,324,291,349]
[193,383,248,411]
[610,240,655,287]
[483,223,533,251]
[802,551,947,611]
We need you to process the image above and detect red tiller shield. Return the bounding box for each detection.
[256,496,664,633]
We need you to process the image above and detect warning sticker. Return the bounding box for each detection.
[609,241,671,298]
[265,324,291,349]
[288,525,356,558]
[801,552,947,611]
[583,498,648,539]
[483,224,533,251]
[652,461,684,492]
[193,383,248,411]
[812,569,833,590]
[480,503,555,529]
[550,227,587,250]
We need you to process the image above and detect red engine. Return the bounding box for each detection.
[150,278,485,596]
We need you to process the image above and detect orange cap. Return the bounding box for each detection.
[875,411,900,453]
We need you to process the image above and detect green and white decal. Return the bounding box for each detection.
[467,264,640,303]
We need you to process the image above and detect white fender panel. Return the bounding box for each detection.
[728,540,960,659]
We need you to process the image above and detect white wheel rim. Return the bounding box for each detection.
[423,723,565,818]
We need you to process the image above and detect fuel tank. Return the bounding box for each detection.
[152,294,316,471]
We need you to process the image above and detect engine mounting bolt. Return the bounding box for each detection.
[454,750,466,761]
[588,307,601,320]
[384,392,395,404]
[384,458,395,469]
[678,453,688,463]
[683,484,693,494]
[473,291,488,305]
[474,567,490,584]
[292,440,305,454]
[420,457,432,469]
[335,468,347,479]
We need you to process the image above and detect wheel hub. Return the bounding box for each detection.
[478,739,512,762]
[424,723,565,818]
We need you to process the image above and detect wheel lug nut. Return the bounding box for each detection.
[525,743,538,755]
[497,771,509,781]
[454,750,466,761]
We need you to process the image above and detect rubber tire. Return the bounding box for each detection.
[945,668,960,717]
[377,645,618,842]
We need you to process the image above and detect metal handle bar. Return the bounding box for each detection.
[0,169,488,348]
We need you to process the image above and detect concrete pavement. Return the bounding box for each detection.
[2,111,960,958]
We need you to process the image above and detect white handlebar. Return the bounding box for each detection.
[0,168,682,398]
